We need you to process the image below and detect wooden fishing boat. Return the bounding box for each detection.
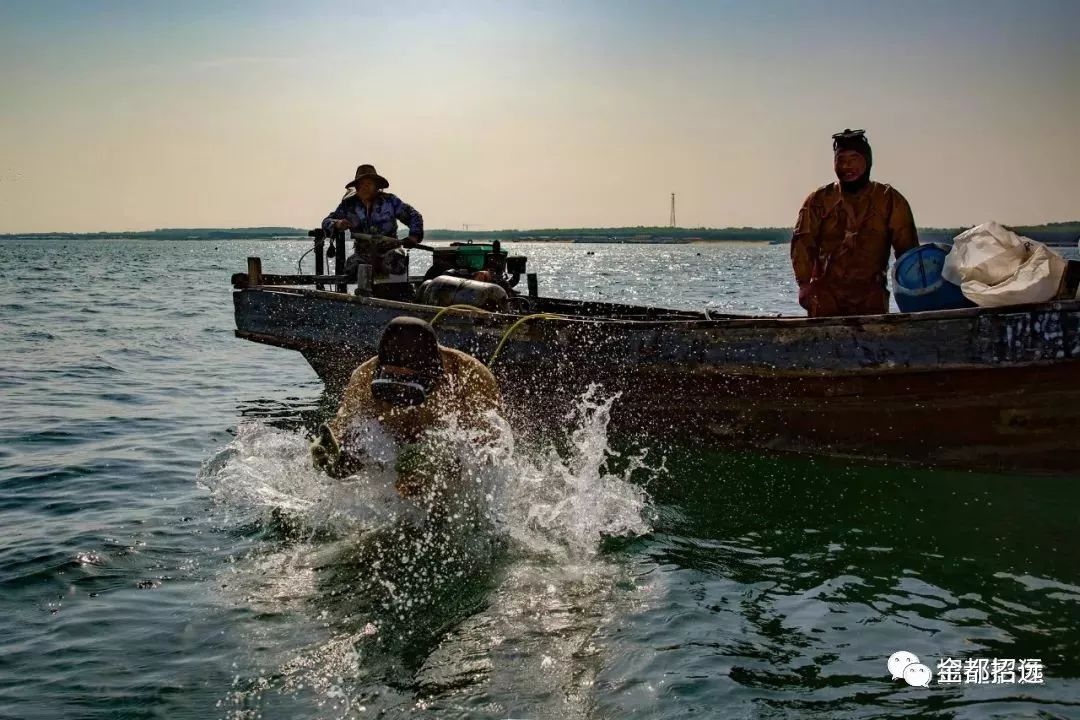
[232,245,1080,476]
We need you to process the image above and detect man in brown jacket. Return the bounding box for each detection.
[790,129,919,317]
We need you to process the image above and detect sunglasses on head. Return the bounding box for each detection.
[832,129,866,142]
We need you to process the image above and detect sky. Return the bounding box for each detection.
[0,0,1077,233]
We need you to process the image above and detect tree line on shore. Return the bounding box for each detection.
[3,222,1077,244]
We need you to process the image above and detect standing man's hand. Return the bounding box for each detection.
[333,218,352,231]
[797,282,814,310]
[403,236,420,248]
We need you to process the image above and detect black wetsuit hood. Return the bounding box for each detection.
[833,129,873,194]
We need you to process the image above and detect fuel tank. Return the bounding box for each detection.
[417,275,508,311]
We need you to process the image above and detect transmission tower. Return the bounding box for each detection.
[669,193,676,228]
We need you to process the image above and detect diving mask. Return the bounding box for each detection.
[371,366,435,407]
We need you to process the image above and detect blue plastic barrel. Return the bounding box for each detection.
[891,243,975,312]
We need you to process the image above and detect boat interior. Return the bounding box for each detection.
[234,233,1080,325]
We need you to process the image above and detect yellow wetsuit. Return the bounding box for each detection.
[311,346,502,490]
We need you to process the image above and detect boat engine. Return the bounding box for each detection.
[425,240,527,290]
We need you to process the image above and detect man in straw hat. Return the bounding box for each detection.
[321,164,425,297]
[790,129,918,317]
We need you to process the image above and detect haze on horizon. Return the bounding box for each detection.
[0,0,1077,235]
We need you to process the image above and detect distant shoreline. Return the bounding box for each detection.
[2,222,1077,246]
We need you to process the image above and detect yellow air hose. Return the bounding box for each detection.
[425,304,561,368]
[429,304,492,326]
[487,313,561,367]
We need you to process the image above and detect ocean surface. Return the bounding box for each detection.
[1,238,1078,720]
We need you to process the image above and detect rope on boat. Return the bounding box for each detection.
[487,313,561,367]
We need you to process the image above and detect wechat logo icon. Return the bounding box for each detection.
[889,651,932,688]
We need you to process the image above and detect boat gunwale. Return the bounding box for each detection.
[233,327,1080,377]
[241,284,1080,330]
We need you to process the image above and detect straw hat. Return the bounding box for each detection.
[345,163,390,190]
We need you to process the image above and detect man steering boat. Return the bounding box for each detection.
[321,163,425,300]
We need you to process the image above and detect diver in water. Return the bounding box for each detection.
[311,317,502,498]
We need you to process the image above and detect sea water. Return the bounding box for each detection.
[1,238,1078,719]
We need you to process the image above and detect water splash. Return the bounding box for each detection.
[198,421,407,539]
[199,384,654,557]
[199,385,661,718]
[483,385,656,558]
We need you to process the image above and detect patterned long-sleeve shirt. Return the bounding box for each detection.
[321,191,424,240]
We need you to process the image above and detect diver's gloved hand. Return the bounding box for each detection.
[311,423,345,477]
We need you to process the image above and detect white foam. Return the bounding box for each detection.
[199,384,655,556]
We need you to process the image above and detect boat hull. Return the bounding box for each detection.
[234,288,1080,475]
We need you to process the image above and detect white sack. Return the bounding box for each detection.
[941,221,1067,307]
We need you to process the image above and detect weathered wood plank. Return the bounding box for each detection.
[246,257,262,286]
[231,273,349,288]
